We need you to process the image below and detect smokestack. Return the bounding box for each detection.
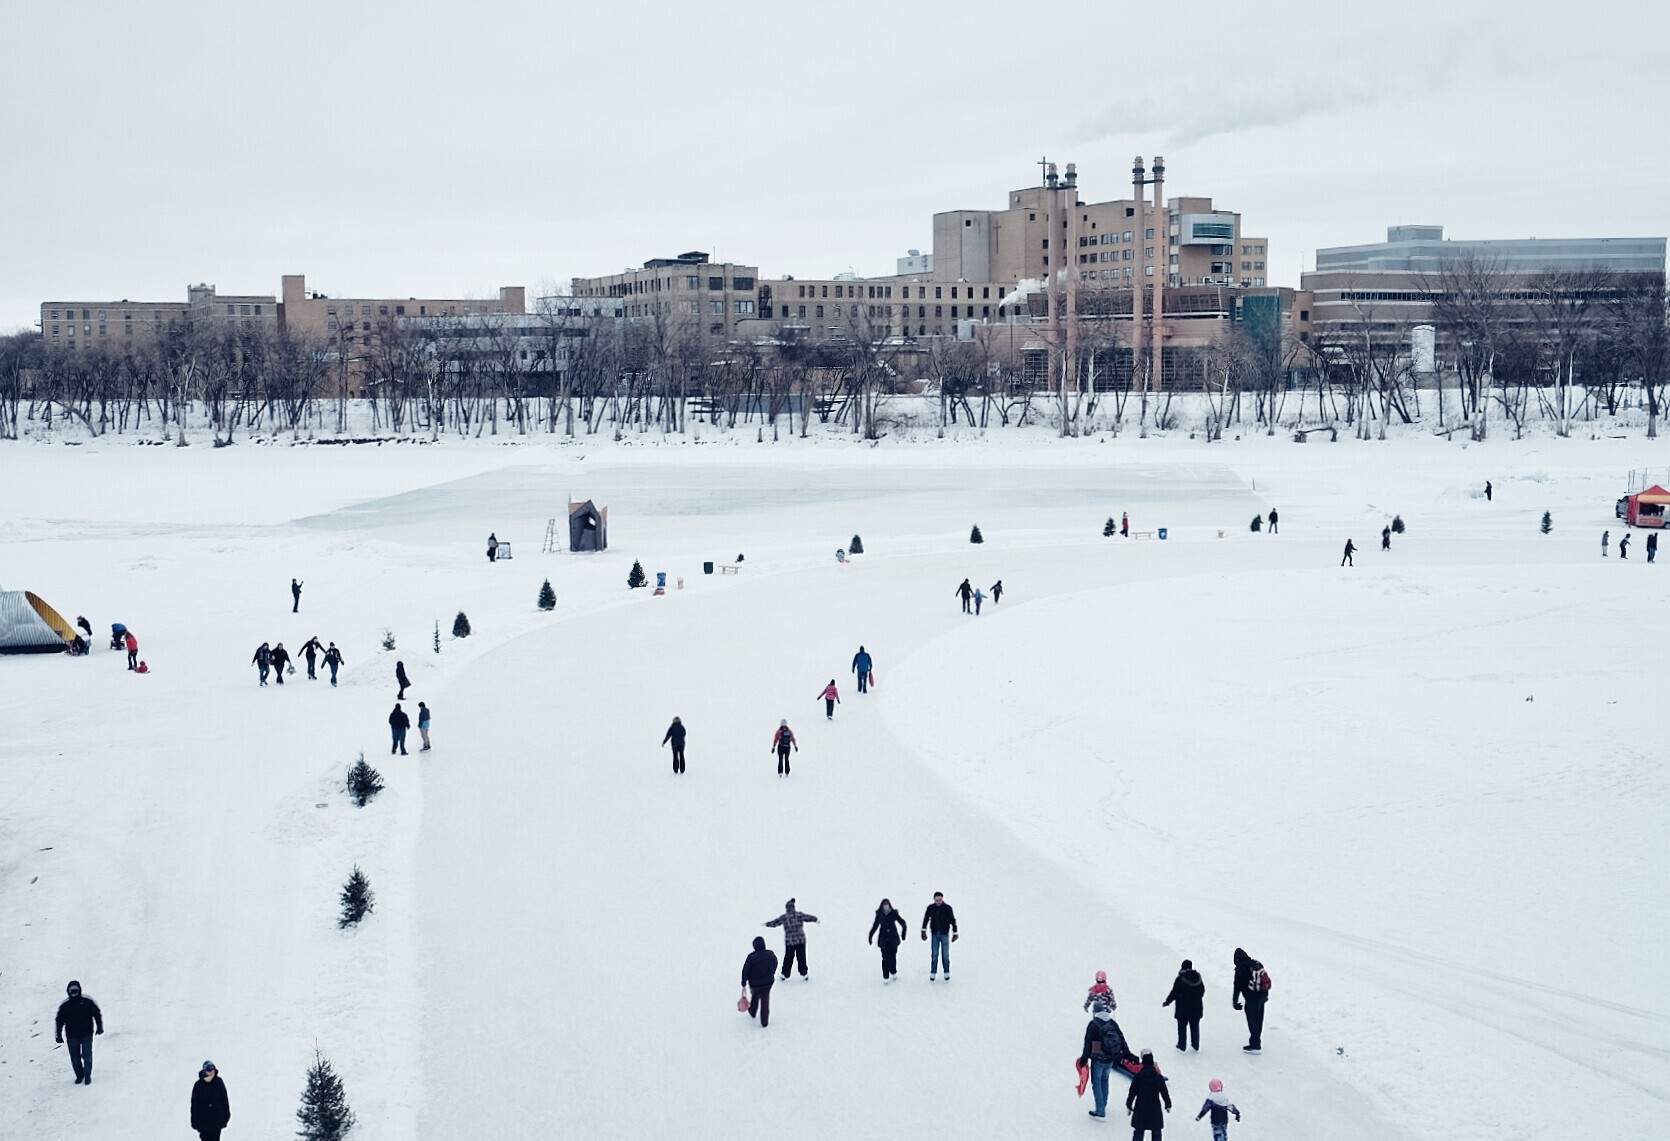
[1064,162,1077,188]
[1046,161,1059,188]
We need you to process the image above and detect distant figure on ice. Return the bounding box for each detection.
[396,660,411,700]
[818,679,841,720]
[270,642,290,684]
[773,719,798,776]
[192,1061,231,1140]
[741,936,779,1028]
[956,578,974,613]
[55,980,103,1084]
[486,532,499,562]
[1381,525,1392,551]
[1649,533,1659,564]
[1195,1078,1241,1141]
[1163,958,1205,1051]
[323,642,344,686]
[1267,508,1279,534]
[124,629,139,671]
[252,642,272,686]
[991,579,1004,604]
[417,702,432,752]
[1084,969,1115,1012]
[389,703,410,755]
[1341,539,1356,567]
[1620,533,1632,560]
[301,635,323,679]
[1484,480,1493,502]
[921,891,958,980]
[1126,1050,1172,1140]
[764,898,819,979]
[973,586,986,615]
[851,646,874,693]
[662,716,687,774]
[1602,529,1610,557]
[290,577,303,613]
[1077,1003,1135,1121]
[1121,511,1130,538]
[1232,947,1270,1052]
[868,898,908,981]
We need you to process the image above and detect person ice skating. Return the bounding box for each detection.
[1649,533,1659,564]
[417,702,432,752]
[921,891,958,980]
[1341,539,1355,567]
[55,980,103,1084]
[125,629,139,670]
[270,642,289,685]
[1163,959,1206,1052]
[1078,1004,1136,1121]
[389,703,410,755]
[1381,525,1391,551]
[741,936,779,1027]
[191,1061,231,1140]
[972,586,985,615]
[662,716,687,774]
[1195,1078,1241,1141]
[1484,480,1493,502]
[1084,969,1115,1012]
[1121,511,1130,538]
[395,659,410,700]
[1126,1050,1172,1139]
[868,899,908,981]
[1602,529,1610,557]
[1232,947,1270,1052]
[486,532,499,562]
[301,635,323,680]
[991,579,1004,604]
[772,719,798,776]
[956,577,974,614]
[1620,533,1631,560]
[851,646,874,693]
[251,641,272,686]
[290,577,302,613]
[764,898,819,979]
[818,679,841,719]
[323,642,343,686]
[1267,508,1278,534]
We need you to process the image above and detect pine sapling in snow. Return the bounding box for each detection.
[1104,517,1118,537]
[848,534,864,555]
[1541,511,1553,534]
[345,754,384,808]
[296,1049,356,1141]
[432,621,440,654]
[1391,514,1406,534]
[627,560,647,589]
[381,628,396,652]
[538,578,557,611]
[451,611,471,638]
[1249,514,1263,532]
[970,524,984,544]
[338,866,374,928]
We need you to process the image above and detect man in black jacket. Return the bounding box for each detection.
[270,642,290,685]
[1077,1007,1134,1120]
[389,703,410,755]
[921,892,958,980]
[741,937,779,1027]
[55,980,103,1084]
[661,716,687,774]
[301,635,323,680]
[291,578,303,613]
[191,1060,231,1139]
[323,642,344,687]
[1232,947,1269,1052]
[1162,958,1206,1051]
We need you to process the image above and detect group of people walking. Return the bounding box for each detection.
[955,578,1003,615]
[251,638,344,686]
[1602,529,1658,561]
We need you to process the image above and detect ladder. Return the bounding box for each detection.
[541,518,559,553]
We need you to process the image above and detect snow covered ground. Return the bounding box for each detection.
[2,428,1667,1140]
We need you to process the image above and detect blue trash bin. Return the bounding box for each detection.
[1158,527,1168,540]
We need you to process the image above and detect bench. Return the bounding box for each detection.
[496,542,513,560]
[1130,530,1156,540]
[719,564,739,575]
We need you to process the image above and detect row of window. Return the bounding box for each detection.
[1078,231,1147,247]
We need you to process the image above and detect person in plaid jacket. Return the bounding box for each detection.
[764,898,820,979]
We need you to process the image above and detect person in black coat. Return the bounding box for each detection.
[300,636,323,679]
[1267,507,1279,534]
[1078,1008,1135,1120]
[661,716,687,774]
[270,642,290,685]
[395,660,411,700]
[1232,947,1269,1052]
[290,578,303,613]
[1125,1050,1171,1139]
[55,980,103,1084]
[251,642,272,686]
[191,1060,231,1140]
[323,642,344,686]
[741,936,779,1028]
[1162,958,1206,1051]
[867,899,908,981]
[389,703,411,755]
[1341,539,1356,566]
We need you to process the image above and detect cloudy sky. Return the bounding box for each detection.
[2,0,1664,331]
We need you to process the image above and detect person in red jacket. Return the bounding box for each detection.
[817,680,841,720]
[772,720,798,777]
[124,630,139,671]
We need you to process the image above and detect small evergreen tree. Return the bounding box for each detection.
[1541,511,1553,534]
[451,611,471,638]
[848,534,864,555]
[538,578,557,610]
[432,621,440,654]
[296,1049,356,1141]
[381,629,396,652]
[1391,514,1406,534]
[627,560,647,589]
[345,754,384,808]
[338,866,374,928]
[1103,517,1117,537]
[969,525,983,544]
[1250,514,1263,532]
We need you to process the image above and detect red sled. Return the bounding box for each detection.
[737,991,750,1013]
[1075,1060,1089,1097]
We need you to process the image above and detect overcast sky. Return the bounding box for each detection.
[2,0,1665,331]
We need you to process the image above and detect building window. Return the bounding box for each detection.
[1300,310,1310,321]
[735,300,755,315]
[951,306,959,318]
[395,305,405,316]
[964,218,972,227]
[686,275,700,289]
[951,287,958,299]
[1041,239,1049,250]
[708,276,724,291]
[733,276,755,290]
[797,305,806,318]
[798,285,806,298]
[226,304,234,315]
[1028,212,1036,221]
[835,285,843,298]
[934,286,942,299]
[710,323,724,334]
[935,306,943,317]
[710,300,724,314]
[816,306,824,318]
[982,306,990,317]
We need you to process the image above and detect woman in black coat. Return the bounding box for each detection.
[867,898,909,981]
[395,660,411,699]
[191,1061,231,1140]
[1125,1051,1171,1139]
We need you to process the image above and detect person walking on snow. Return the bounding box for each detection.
[1485,480,1493,502]
[1121,511,1130,538]
[1084,969,1115,1012]
[270,642,290,685]
[921,891,958,980]
[764,898,819,979]
[486,532,499,562]
[395,660,411,700]
[1602,529,1610,557]
[389,703,410,755]
[973,586,986,615]
[1649,533,1659,564]
[1341,539,1356,567]
[1078,1004,1136,1121]
[1195,1078,1241,1141]
[818,679,841,720]
[124,629,139,671]
[191,1061,231,1140]
[1620,533,1632,560]
[991,579,1004,604]
[956,578,974,614]
[417,702,432,752]
[851,646,874,693]
[1126,1050,1172,1140]
[772,719,798,776]
[741,936,779,1028]
[301,635,323,680]
[1381,525,1392,551]
[251,642,272,686]
[1232,947,1270,1052]
[55,980,103,1084]
[1267,508,1279,534]
[290,577,303,613]
[1163,958,1206,1051]
[323,642,343,686]
[662,716,687,774]
[868,899,908,981]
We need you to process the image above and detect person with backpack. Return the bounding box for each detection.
[867,899,908,981]
[920,891,958,980]
[395,660,411,700]
[1077,1005,1136,1121]
[417,702,432,752]
[851,646,873,693]
[1126,1050,1172,1139]
[661,716,687,774]
[251,642,272,686]
[955,578,974,614]
[301,635,323,680]
[764,898,819,979]
[772,719,798,776]
[270,642,290,685]
[1162,958,1206,1051]
[191,1060,231,1139]
[817,679,841,720]
[323,642,344,686]
[740,936,779,1028]
[55,980,104,1084]
[1232,947,1270,1052]
[124,629,139,671]
[389,703,410,756]
[290,578,303,613]
[1194,1078,1241,1141]
[1341,539,1356,567]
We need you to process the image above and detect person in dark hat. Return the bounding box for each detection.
[191,1060,232,1139]
[740,937,779,1027]
[54,980,103,1084]
[1126,1049,1172,1139]
[1163,958,1206,1051]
